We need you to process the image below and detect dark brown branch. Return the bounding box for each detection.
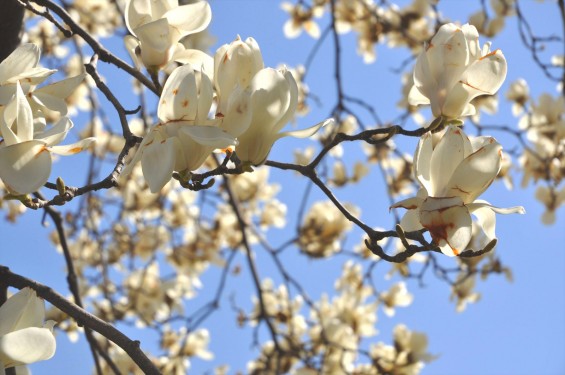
[0,267,161,375]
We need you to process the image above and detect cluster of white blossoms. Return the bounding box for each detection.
[122,0,332,192]
[392,23,525,256]
[0,288,56,373]
[505,80,565,224]
[282,0,437,63]
[0,44,95,195]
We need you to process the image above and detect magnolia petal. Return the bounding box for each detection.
[413,133,433,194]
[467,200,526,215]
[461,24,481,59]
[419,196,472,256]
[120,130,156,178]
[136,18,172,52]
[172,49,214,80]
[470,204,497,244]
[0,327,56,367]
[429,126,471,197]
[0,44,40,83]
[195,68,214,124]
[399,209,424,232]
[437,29,469,104]
[35,74,85,100]
[125,0,153,34]
[176,129,214,171]
[49,138,96,156]
[461,49,507,97]
[3,83,34,144]
[0,288,45,336]
[38,117,73,146]
[249,68,291,129]
[32,74,85,115]
[413,51,437,116]
[140,135,177,193]
[124,35,142,69]
[273,68,299,134]
[220,85,252,137]
[31,93,68,116]
[426,23,461,85]
[215,36,264,113]
[445,139,502,203]
[159,64,197,122]
[277,117,332,140]
[165,1,211,37]
[390,196,424,211]
[179,125,236,148]
[6,67,57,86]
[0,141,51,194]
[407,85,431,106]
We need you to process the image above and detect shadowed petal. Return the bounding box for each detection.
[0,141,51,194]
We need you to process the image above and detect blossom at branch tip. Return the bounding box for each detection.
[235,67,332,165]
[0,288,56,372]
[122,64,241,193]
[0,82,96,195]
[124,0,212,70]
[408,23,507,119]
[0,43,86,118]
[391,126,524,256]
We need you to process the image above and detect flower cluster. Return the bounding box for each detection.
[507,85,565,224]
[123,17,332,192]
[392,23,523,256]
[281,0,436,63]
[0,44,95,195]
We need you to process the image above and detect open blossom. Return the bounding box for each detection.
[392,126,524,256]
[122,64,242,193]
[235,67,332,165]
[408,23,507,119]
[0,83,95,194]
[0,288,56,372]
[124,0,211,69]
[0,44,85,118]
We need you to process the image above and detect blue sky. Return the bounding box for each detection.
[1,0,564,374]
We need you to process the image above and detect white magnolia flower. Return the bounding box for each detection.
[408,23,507,119]
[392,126,524,256]
[236,67,331,165]
[214,36,264,119]
[0,44,85,117]
[122,64,241,192]
[0,83,95,194]
[124,0,212,69]
[0,288,56,371]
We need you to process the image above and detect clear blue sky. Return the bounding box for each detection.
[1,0,564,374]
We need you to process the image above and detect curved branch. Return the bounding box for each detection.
[0,266,161,375]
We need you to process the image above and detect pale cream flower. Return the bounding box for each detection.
[409,23,507,119]
[0,83,95,194]
[0,288,56,372]
[392,126,524,256]
[124,0,211,69]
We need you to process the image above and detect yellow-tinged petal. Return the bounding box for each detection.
[48,138,96,156]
